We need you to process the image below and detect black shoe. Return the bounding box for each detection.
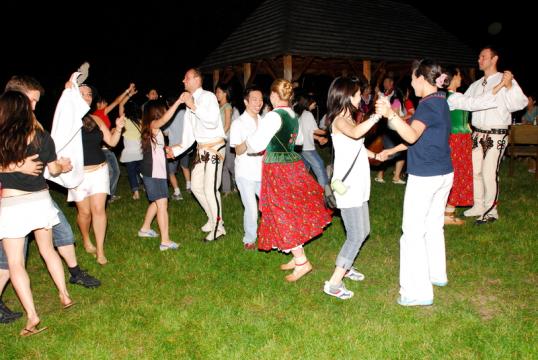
[69,270,101,288]
[474,215,498,225]
[0,300,23,323]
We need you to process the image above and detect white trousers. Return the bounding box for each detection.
[471,131,508,218]
[191,145,226,233]
[400,173,453,301]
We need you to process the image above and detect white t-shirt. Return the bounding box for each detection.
[331,131,370,208]
[229,112,263,182]
[298,110,318,151]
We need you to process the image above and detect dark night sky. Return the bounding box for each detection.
[1,1,533,124]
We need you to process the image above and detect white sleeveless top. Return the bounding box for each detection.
[331,132,371,208]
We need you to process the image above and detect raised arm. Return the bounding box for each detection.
[105,83,136,115]
[94,114,125,147]
[181,91,220,129]
[119,86,138,117]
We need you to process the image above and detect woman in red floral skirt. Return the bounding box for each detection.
[236,79,331,282]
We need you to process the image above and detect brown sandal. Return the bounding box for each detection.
[444,212,465,225]
[285,261,312,282]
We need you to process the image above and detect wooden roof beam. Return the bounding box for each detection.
[283,54,292,81]
[292,57,314,82]
[263,59,279,80]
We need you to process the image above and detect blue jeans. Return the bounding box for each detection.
[51,199,75,247]
[125,160,142,192]
[337,202,370,270]
[301,150,328,186]
[235,177,261,244]
[103,148,120,196]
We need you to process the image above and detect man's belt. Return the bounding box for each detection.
[474,128,508,135]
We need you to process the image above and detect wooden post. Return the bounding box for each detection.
[213,69,220,89]
[363,60,371,82]
[243,63,252,88]
[469,68,476,82]
[283,55,292,81]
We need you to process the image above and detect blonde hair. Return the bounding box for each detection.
[270,79,294,102]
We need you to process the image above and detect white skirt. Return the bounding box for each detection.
[0,190,59,239]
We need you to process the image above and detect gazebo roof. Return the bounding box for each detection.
[199,0,476,71]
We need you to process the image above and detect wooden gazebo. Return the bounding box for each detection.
[199,0,477,88]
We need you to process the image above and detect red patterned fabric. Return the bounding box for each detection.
[447,133,473,206]
[258,160,332,251]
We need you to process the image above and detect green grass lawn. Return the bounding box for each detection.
[1,158,536,359]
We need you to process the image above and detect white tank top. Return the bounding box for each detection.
[331,132,371,208]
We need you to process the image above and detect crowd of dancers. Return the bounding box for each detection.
[0,45,529,336]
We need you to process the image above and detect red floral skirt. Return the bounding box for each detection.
[258,160,332,251]
[447,133,473,207]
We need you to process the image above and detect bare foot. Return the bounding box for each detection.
[96,256,108,265]
[84,243,97,255]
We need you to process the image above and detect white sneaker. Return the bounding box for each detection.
[323,281,354,300]
[201,221,225,233]
[463,207,484,217]
[159,241,179,251]
[201,222,212,232]
[204,228,226,242]
[138,229,159,238]
[344,267,365,281]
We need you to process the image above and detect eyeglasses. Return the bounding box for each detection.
[482,78,487,86]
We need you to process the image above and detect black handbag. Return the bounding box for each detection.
[323,183,338,209]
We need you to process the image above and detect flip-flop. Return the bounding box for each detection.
[63,301,76,310]
[20,326,48,337]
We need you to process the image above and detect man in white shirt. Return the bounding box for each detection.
[229,87,264,250]
[169,68,226,241]
[462,46,528,224]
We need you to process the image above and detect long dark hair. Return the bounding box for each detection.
[141,100,166,152]
[326,76,367,125]
[124,100,142,128]
[0,91,39,167]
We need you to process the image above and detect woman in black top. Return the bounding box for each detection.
[0,91,73,336]
[68,84,125,265]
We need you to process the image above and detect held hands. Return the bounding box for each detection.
[376,149,393,162]
[317,136,329,145]
[375,97,392,118]
[501,71,513,89]
[127,83,136,94]
[164,146,177,159]
[57,157,73,173]
[179,92,195,109]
